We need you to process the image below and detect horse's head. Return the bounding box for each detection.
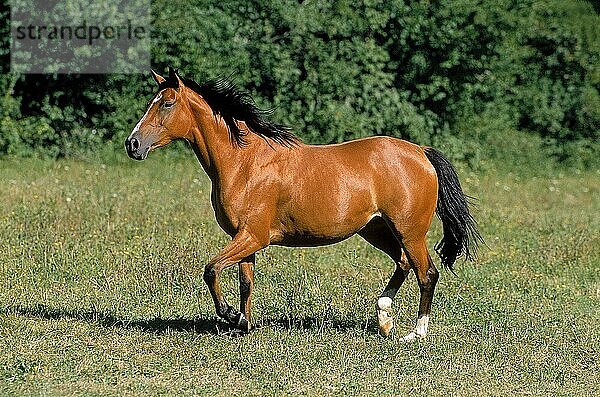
[125,67,194,160]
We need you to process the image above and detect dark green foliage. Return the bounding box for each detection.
[504,0,600,165]
[0,0,598,166]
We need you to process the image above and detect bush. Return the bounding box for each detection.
[0,0,598,167]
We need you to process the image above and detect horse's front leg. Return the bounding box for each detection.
[203,230,264,333]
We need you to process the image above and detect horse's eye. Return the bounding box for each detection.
[163,101,175,109]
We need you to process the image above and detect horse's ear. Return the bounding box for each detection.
[151,69,166,85]
[168,66,183,89]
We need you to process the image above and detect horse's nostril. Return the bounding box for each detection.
[130,138,140,151]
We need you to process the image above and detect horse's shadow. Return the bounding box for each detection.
[4,304,370,335]
[4,304,220,335]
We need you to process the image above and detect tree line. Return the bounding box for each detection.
[0,0,598,167]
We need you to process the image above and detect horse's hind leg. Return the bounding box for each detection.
[400,238,439,341]
[358,218,410,337]
[377,252,411,337]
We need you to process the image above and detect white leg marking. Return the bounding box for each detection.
[415,315,429,336]
[402,315,429,341]
[377,297,392,311]
[376,297,393,324]
[376,297,394,336]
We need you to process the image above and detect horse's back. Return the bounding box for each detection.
[269,136,438,245]
[296,136,436,193]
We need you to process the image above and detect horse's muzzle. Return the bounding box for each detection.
[125,136,148,160]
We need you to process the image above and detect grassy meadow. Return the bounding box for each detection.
[0,152,598,396]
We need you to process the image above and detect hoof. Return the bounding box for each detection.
[376,297,394,337]
[219,327,246,337]
[401,330,425,342]
[378,317,394,337]
[217,311,252,336]
[236,313,251,333]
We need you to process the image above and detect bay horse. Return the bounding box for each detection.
[125,67,482,339]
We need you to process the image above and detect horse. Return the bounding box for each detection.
[125,67,482,339]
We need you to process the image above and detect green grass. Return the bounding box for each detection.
[0,153,598,396]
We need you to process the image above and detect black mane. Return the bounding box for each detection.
[160,70,299,147]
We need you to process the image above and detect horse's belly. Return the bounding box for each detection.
[271,203,376,247]
[274,233,350,247]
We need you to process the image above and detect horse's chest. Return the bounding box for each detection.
[210,186,246,236]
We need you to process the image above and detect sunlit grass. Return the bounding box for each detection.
[0,153,598,396]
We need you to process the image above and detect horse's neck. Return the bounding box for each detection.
[186,95,264,186]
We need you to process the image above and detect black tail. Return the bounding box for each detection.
[424,147,483,271]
